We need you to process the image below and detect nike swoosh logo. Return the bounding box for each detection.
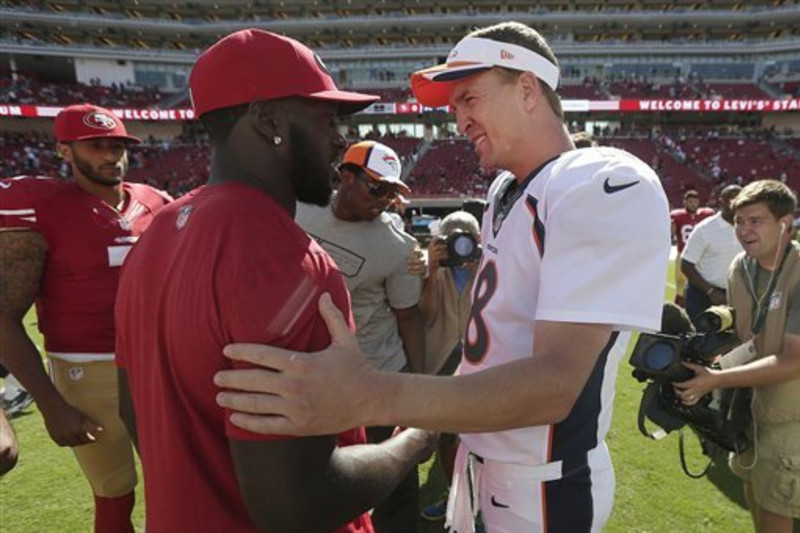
[603,177,639,194]
[490,495,510,509]
[0,182,11,189]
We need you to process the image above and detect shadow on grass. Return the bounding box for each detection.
[705,455,747,509]
[418,453,448,532]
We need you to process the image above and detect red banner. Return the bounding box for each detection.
[615,99,800,112]
[0,105,195,120]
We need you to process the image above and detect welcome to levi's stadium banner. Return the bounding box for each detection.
[1,99,799,119]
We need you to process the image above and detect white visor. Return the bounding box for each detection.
[410,37,560,106]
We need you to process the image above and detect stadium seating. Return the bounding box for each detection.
[1,74,167,108]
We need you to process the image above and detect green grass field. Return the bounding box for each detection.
[0,257,795,532]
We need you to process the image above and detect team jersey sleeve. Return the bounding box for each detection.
[0,177,40,231]
[535,161,671,332]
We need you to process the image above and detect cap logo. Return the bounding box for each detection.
[500,49,515,60]
[382,155,399,171]
[83,112,118,131]
[313,53,332,79]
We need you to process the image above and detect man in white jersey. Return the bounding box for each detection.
[213,21,671,532]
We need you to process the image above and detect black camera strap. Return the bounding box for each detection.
[749,243,792,336]
[637,382,685,439]
[678,428,712,479]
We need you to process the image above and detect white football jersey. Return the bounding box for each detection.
[459,147,671,465]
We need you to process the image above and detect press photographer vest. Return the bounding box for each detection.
[728,241,800,424]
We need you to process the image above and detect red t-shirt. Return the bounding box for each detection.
[0,176,171,353]
[116,182,372,533]
[670,207,715,252]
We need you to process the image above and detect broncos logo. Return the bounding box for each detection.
[382,155,399,172]
[82,112,118,131]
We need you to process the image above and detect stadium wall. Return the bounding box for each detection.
[74,58,136,86]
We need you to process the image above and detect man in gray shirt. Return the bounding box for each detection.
[296,140,425,532]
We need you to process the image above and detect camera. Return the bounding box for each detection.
[630,306,751,462]
[630,307,739,384]
[439,230,482,267]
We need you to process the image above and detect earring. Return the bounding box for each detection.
[273,135,282,146]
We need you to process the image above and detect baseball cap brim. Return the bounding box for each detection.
[362,168,411,195]
[410,62,493,107]
[411,37,560,108]
[303,89,380,115]
[66,132,142,144]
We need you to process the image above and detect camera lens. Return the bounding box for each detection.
[452,234,475,257]
[644,341,674,371]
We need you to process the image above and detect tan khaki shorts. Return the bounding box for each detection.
[730,422,800,518]
[49,358,137,497]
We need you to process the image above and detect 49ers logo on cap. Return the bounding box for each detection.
[83,111,118,131]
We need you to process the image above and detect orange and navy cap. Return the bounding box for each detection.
[54,104,141,144]
[410,36,559,107]
[342,141,410,194]
[189,29,379,117]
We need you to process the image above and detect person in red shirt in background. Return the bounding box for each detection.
[0,104,171,532]
[670,189,714,305]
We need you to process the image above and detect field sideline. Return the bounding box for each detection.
[0,255,795,532]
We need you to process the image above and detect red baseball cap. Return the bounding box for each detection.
[54,104,141,144]
[189,29,379,117]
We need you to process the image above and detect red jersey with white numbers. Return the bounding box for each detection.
[0,176,171,354]
[671,207,715,252]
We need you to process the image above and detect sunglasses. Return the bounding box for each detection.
[357,172,399,200]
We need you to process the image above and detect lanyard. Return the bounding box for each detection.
[749,243,792,336]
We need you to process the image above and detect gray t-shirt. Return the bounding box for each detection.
[296,201,421,371]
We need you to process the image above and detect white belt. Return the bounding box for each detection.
[472,444,608,481]
[48,352,115,363]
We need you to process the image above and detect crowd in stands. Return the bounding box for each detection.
[1,72,798,207]
[1,73,167,108]
[2,71,797,112]
[1,124,798,209]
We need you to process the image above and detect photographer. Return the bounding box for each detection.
[418,211,481,375]
[407,210,482,522]
[410,210,481,522]
[675,180,800,533]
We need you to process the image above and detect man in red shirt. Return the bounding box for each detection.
[0,104,171,532]
[670,189,714,305]
[115,29,434,533]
